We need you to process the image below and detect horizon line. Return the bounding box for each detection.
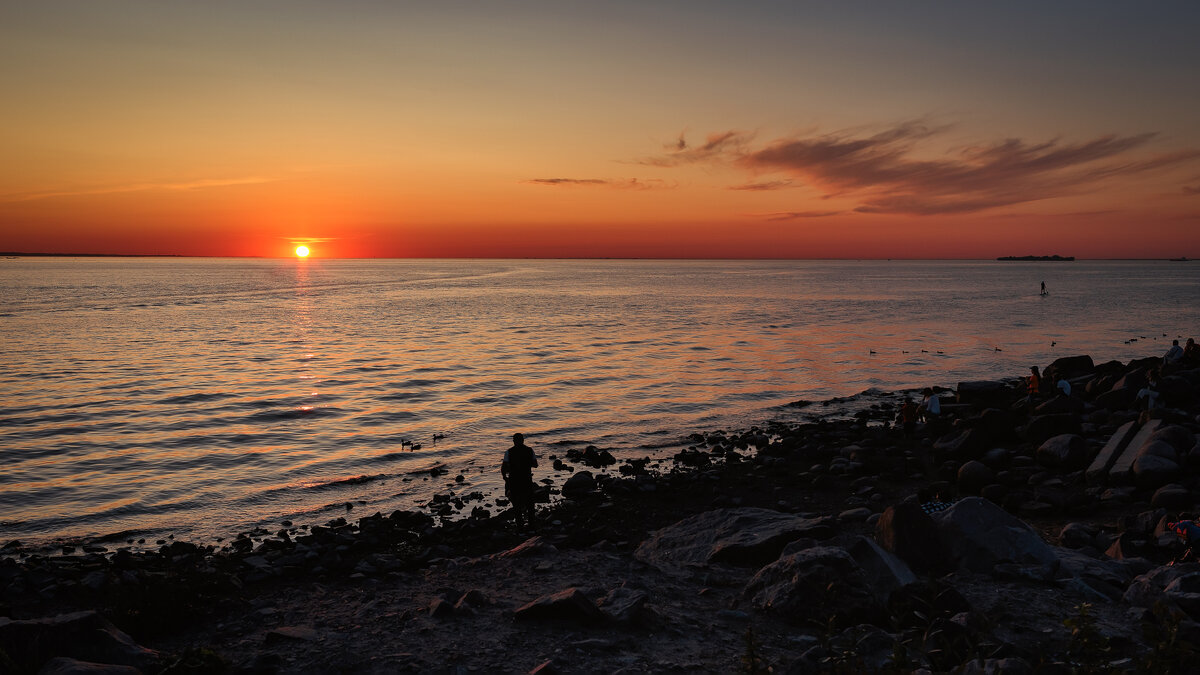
[1,252,1192,262]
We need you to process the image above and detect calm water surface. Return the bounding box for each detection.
[1,258,1196,547]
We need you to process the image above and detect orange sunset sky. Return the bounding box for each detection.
[2,1,1198,259]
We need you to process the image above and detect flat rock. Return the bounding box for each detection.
[496,535,558,558]
[1086,421,1138,484]
[0,611,159,674]
[597,587,648,623]
[514,588,605,624]
[36,658,141,675]
[846,535,916,598]
[265,626,319,643]
[634,508,833,576]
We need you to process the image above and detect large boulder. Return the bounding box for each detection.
[1159,376,1196,407]
[1112,369,1150,393]
[1034,395,1086,415]
[1021,414,1082,444]
[1132,454,1181,490]
[957,380,1013,407]
[634,508,834,575]
[957,461,994,496]
[1095,387,1137,411]
[1043,355,1095,384]
[1151,425,1197,454]
[741,546,880,625]
[1036,434,1089,470]
[931,497,1058,574]
[561,470,596,498]
[875,498,951,575]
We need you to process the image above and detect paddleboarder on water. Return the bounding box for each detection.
[1040,281,1046,295]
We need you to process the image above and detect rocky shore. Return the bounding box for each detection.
[3,352,1200,673]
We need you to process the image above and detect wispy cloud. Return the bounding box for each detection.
[1184,185,1200,195]
[729,179,794,191]
[524,178,675,190]
[629,120,1198,216]
[763,210,843,221]
[739,123,1199,215]
[635,130,754,167]
[0,176,277,203]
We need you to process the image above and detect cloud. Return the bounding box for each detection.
[729,179,795,191]
[989,209,1122,219]
[525,178,609,186]
[636,130,753,167]
[763,210,843,221]
[0,176,277,203]
[736,123,1200,215]
[524,178,675,190]
[1185,185,1200,195]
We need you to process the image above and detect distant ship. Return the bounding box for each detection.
[997,255,1075,261]
[1169,256,1191,262]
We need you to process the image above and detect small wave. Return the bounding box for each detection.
[379,391,434,402]
[300,473,392,490]
[244,406,344,422]
[155,392,235,405]
[395,379,453,388]
[374,452,417,462]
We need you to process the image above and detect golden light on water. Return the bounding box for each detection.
[295,245,310,257]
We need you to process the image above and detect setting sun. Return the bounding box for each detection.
[295,245,310,257]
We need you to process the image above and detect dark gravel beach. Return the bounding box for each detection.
[3,351,1200,673]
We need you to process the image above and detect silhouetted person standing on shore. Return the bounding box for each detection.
[502,433,538,529]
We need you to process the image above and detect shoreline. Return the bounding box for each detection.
[2,352,1199,672]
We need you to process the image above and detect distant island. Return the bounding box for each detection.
[996,255,1075,261]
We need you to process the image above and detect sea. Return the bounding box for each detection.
[1,258,1196,550]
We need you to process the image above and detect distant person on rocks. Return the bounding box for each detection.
[1164,339,1184,364]
[502,433,538,529]
[1167,519,1200,563]
[918,487,954,515]
[1137,372,1161,411]
[1026,366,1042,402]
[1056,378,1071,397]
[898,398,918,439]
[1184,337,1200,364]
[918,387,941,423]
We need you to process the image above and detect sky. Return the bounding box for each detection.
[1,1,1198,258]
